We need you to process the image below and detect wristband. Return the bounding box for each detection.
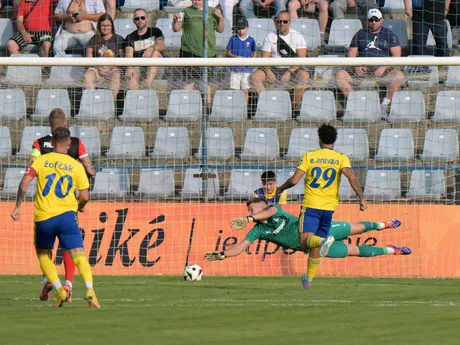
[248,215,255,222]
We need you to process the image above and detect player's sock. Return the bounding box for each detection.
[359,222,384,232]
[38,254,62,290]
[306,236,323,248]
[72,253,94,289]
[63,250,76,284]
[43,276,48,284]
[358,246,389,257]
[306,257,321,281]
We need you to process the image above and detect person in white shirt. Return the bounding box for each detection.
[250,11,310,111]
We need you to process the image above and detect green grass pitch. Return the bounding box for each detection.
[0,275,459,345]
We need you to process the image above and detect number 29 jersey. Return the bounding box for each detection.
[297,148,351,211]
[27,152,90,222]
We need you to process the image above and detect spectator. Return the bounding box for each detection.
[84,14,124,100]
[53,0,105,56]
[227,17,257,104]
[172,0,224,103]
[250,11,310,111]
[220,0,239,27]
[404,0,450,56]
[287,0,328,43]
[254,170,288,205]
[7,0,53,57]
[239,0,284,19]
[124,8,165,90]
[335,9,405,119]
[330,0,378,20]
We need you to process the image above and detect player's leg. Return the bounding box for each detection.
[350,219,401,235]
[62,250,76,302]
[325,243,412,258]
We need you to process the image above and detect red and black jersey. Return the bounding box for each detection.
[32,134,88,161]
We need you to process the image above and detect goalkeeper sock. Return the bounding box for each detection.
[306,236,323,248]
[306,257,321,281]
[63,250,76,283]
[359,222,385,232]
[72,253,94,289]
[358,246,389,257]
[38,254,62,290]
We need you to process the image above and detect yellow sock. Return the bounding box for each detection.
[306,257,322,282]
[38,254,61,289]
[72,253,94,289]
[306,236,323,248]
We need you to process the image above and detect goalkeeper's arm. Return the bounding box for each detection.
[205,240,252,261]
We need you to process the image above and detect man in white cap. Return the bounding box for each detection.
[335,9,405,119]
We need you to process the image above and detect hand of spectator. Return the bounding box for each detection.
[301,0,309,6]
[125,67,135,78]
[65,14,77,23]
[173,13,181,22]
[76,13,86,22]
[355,67,366,77]
[374,67,386,78]
[281,71,291,84]
[214,7,223,19]
[21,31,33,44]
[266,69,276,83]
[405,7,412,18]
[347,0,356,8]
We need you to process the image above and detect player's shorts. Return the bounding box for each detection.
[34,211,83,250]
[230,71,250,90]
[299,207,334,238]
[328,222,352,241]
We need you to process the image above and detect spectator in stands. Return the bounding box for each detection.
[227,17,257,104]
[124,8,165,90]
[330,0,378,20]
[250,11,310,111]
[254,170,287,205]
[240,0,284,19]
[220,0,239,27]
[84,14,123,100]
[53,0,105,56]
[335,9,405,119]
[7,0,53,57]
[172,0,224,103]
[287,0,328,43]
[404,0,450,56]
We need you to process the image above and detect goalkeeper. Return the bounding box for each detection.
[205,198,410,288]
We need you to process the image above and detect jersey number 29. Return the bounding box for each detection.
[309,167,337,189]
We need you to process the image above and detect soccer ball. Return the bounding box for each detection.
[184,264,203,281]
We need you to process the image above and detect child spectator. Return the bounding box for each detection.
[254,170,287,205]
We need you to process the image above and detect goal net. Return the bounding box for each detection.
[0,56,459,278]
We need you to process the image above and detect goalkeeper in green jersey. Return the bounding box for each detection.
[205,198,410,288]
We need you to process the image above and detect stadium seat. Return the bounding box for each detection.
[277,170,305,199]
[30,89,71,122]
[3,54,41,85]
[106,127,145,159]
[325,19,362,53]
[156,18,182,50]
[420,129,459,162]
[432,91,460,123]
[69,126,101,158]
[114,18,136,39]
[297,90,336,123]
[0,89,26,121]
[165,90,202,122]
[387,90,425,123]
[284,128,319,160]
[224,170,262,199]
[209,90,247,122]
[404,56,439,88]
[0,18,14,48]
[119,0,159,12]
[339,176,355,199]
[363,170,401,201]
[335,128,369,162]
[0,168,37,198]
[181,168,220,199]
[0,126,11,157]
[342,91,380,124]
[240,128,280,161]
[406,170,446,200]
[150,127,190,159]
[45,54,85,87]
[247,18,276,50]
[91,168,130,199]
[216,20,233,50]
[253,90,292,122]
[75,90,115,121]
[16,126,50,158]
[119,90,159,122]
[444,66,460,88]
[382,19,408,48]
[134,169,175,198]
[374,128,415,161]
[195,127,234,161]
[290,19,321,52]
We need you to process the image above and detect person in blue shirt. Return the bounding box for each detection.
[335,9,405,120]
[226,17,257,104]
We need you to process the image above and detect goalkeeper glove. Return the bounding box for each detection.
[231,216,255,230]
[204,251,226,261]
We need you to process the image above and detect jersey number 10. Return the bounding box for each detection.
[42,173,74,198]
[309,167,337,189]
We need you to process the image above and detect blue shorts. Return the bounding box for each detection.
[299,207,334,238]
[34,211,83,250]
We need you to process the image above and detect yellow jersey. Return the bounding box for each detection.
[27,152,90,222]
[253,187,287,204]
[297,148,351,211]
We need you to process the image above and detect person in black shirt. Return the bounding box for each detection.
[124,8,165,89]
[335,9,405,119]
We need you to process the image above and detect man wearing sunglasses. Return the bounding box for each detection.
[124,8,165,89]
[335,9,405,120]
